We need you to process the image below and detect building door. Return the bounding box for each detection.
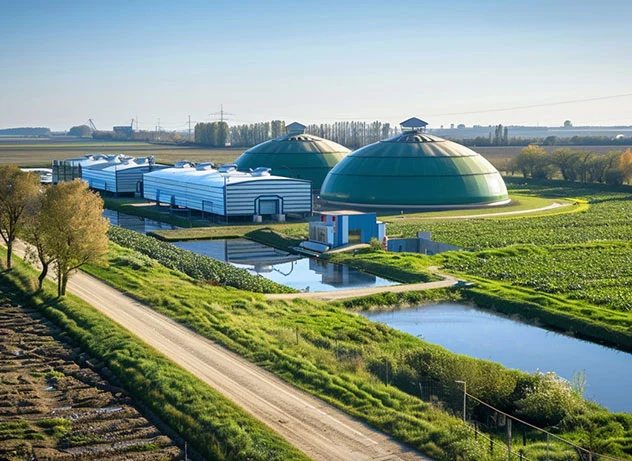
[259,199,278,215]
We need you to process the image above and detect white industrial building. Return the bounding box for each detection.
[143,163,312,221]
[52,154,119,183]
[81,157,167,195]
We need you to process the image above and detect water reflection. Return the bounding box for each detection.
[172,239,397,293]
[103,209,177,234]
[363,303,632,413]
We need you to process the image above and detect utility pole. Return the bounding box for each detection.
[188,115,192,140]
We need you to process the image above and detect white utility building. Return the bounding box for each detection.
[81,157,166,195]
[143,163,312,221]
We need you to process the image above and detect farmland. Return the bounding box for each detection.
[0,138,243,167]
[0,303,183,460]
[0,137,626,171]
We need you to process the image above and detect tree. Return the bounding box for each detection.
[551,148,581,181]
[563,120,573,128]
[514,145,547,178]
[0,166,40,269]
[38,180,109,296]
[22,191,55,289]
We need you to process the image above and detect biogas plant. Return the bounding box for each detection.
[53,117,509,221]
[319,117,510,209]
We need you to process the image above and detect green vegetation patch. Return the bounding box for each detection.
[107,226,296,293]
[327,250,440,284]
[441,242,632,312]
[0,251,308,461]
[80,243,632,460]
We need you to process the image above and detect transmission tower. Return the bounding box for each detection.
[209,104,235,123]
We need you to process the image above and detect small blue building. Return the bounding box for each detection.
[308,211,385,248]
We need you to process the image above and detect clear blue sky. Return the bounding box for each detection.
[1,0,631,131]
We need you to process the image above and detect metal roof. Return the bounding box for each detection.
[320,135,509,208]
[286,122,306,133]
[234,132,350,189]
[144,164,309,187]
[400,117,428,129]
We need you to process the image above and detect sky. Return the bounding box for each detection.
[1,0,631,131]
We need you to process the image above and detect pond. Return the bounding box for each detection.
[103,209,177,234]
[172,238,398,293]
[362,303,632,413]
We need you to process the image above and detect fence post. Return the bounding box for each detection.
[490,436,494,454]
[507,418,512,458]
[546,433,550,461]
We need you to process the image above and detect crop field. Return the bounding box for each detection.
[386,182,632,249]
[442,242,632,312]
[0,303,182,460]
[0,138,244,167]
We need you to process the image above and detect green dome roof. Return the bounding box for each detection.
[320,132,509,208]
[234,133,350,189]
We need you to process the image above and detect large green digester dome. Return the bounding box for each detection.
[234,122,350,190]
[320,118,509,208]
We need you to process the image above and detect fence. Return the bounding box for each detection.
[415,375,625,461]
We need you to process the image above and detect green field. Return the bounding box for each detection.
[0,138,244,167]
[77,242,632,460]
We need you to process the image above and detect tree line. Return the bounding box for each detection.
[0,166,108,296]
[193,120,399,149]
[509,146,632,185]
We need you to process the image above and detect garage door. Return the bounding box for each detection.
[259,199,278,215]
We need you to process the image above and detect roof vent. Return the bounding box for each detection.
[218,163,238,173]
[400,117,428,132]
[286,122,306,134]
[195,162,215,171]
[252,167,271,177]
[174,161,194,168]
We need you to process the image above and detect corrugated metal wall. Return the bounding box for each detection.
[143,173,311,217]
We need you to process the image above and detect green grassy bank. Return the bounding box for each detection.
[81,243,632,460]
[0,250,308,461]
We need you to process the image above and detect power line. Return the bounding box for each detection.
[425,92,632,117]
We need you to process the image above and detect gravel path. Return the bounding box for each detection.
[11,241,431,461]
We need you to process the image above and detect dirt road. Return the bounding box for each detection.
[265,272,458,301]
[11,242,429,461]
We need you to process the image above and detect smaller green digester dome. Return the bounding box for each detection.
[320,123,509,208]
[234,123,350,190]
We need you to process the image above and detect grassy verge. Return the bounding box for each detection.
[81,243,632,460]
[327,250,440,284]
[150,222,309,242]
[0,251,308,461]
[108,226,296,293]
[338,288,462,311]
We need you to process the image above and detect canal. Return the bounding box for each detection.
[362,303,632,413]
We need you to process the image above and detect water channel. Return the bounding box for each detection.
[172,238,397,292]
[363,303,632,413]
[103,209,177,234]
[104,210,397,293]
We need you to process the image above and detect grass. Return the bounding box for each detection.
[0,249,309,461]
[327,250,440,284]
[152,222,309,243]
[78,243,632,460]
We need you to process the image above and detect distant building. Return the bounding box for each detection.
[308,211,385,248]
